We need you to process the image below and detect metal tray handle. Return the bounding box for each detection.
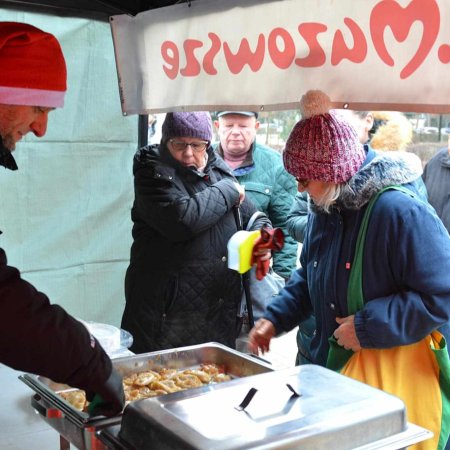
[235,383,300,411]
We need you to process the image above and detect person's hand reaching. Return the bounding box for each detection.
[248,318,276,355]
[86,368,125,417]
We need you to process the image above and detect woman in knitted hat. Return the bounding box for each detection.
[248,90,450,450]
[122,111,271,352]
[286,107,427,366]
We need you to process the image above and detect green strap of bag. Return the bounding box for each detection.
[326,185,413,370]
[325,185,450,450]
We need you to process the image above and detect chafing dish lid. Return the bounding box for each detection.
[119,365,409,450]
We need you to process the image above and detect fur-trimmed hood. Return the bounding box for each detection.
[311,148,423,212]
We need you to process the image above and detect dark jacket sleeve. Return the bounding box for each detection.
[286,192,309,243]
[268,165,298,278]
[133,167,240,242]
[354,193,450,349]
[264,267,312,334]
[0,248,112,393]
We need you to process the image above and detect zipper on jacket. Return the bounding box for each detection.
[329,213,344,317]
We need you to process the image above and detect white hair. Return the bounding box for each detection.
[314,183,344,213]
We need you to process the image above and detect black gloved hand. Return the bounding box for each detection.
[86,368,125,417]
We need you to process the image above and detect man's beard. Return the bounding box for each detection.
[0,133,18,170]
[0,133,15,152]
[0,127,16,152]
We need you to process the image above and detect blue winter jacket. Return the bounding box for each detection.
[264,148,450,366]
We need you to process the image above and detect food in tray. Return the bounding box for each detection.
[212,372,232,383]
[133,370,161,386]
[58,363,231,411]
[59,389,87,411]
[182,369,211,384]
[149,379,185,393]
[171,373,204,389]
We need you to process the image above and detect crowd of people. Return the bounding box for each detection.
[2,19,450,450]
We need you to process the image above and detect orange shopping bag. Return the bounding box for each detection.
[326,186,450,450]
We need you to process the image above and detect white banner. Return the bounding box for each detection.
[110,0,450,115]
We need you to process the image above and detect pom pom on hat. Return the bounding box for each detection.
[283,90,366,184]
[300,90,332,118]
[162,112,213,144]
[0,22,67,108]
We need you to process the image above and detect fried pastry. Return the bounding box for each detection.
[159,368,178,379]
[212,373,232,383]
[59,362,230,411]
[133,370,161,386]
[125,388,141,402]
[60,390,86,411]
[173,373,203,389]
[123,373,138,385]
[151,379,185,393]
[183,369,211,384]
[200,363,222,375]
[144,389,167,398]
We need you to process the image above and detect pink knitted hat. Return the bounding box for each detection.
[0,22,67,108]
[283,90,365,184]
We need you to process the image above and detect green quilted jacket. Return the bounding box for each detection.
[216,141,298,279]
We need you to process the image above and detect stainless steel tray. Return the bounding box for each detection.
[116,365,432,450]
[19,342,273,427]
[98,422,432,450]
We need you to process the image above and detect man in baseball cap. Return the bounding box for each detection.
[214,110,298,350]
[214,110,297,283]
[216,111,258,119]
[0,22,124,417]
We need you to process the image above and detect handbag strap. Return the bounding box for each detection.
[347,185,416,314]
[232,206,257,328]
[327,184,417,370]
[245,211,267,231]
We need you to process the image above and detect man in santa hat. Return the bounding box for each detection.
[0,21,124,417]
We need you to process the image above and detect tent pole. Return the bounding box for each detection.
[138,114,149,148]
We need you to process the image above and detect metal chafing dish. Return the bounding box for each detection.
[19,342,273,450]
[97,365,432,450]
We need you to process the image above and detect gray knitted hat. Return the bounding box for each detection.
[161,112,213,143]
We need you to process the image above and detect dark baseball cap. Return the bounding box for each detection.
[216,111,258,119]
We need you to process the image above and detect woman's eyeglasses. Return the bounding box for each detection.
[296,178,309,188]
[169,139,208,152]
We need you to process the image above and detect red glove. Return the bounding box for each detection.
[251,226,284,280]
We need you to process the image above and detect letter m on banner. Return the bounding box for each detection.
[110,0,450,115]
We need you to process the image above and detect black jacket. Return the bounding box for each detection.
[422,147,450,234]
[0,248,113,393]
[122,144,270,352]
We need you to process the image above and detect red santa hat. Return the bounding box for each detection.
[0,22,67,108]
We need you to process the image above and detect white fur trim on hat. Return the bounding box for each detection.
[0,86,65,108]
